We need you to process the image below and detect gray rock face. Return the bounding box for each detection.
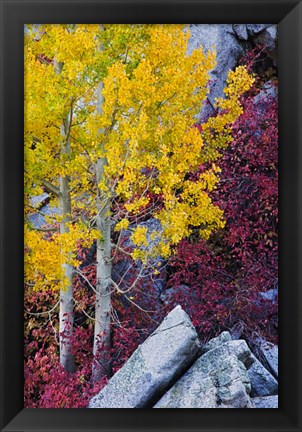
[252,395,278,408]
[263,346,278,378]
[232,24,249,41]
[253,338,278,378]
[201,331,232,354]
[28,203,61,229]
[88,306,201,408]
[254,25,278,66]
[187,24,277,121]
[31,192,49,207]
[154,340,253,408]
[265,25,277,41]
[230,322,244,340]
[159,284,199,308]
[154,336,278,408]
[248,354,278,397]
[246,24,272,36]
[188,24,244,121]
[88,317,278,409]
[28,193,61,229]
[259,286,278,304]
[200,339,254,369]
[117,218,163,252]
[254,25,277,49]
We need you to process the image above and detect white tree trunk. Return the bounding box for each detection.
[92,158,112,381]
[92,60,113,381]
[55,59,76,373]
[59,142,75,373]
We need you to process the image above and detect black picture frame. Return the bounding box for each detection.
[1,0,301,431]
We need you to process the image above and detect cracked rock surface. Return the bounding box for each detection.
[154,352,252,408]
[88,305,201,408]
[88,309,278,409]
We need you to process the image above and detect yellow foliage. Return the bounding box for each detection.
[114,218,129,232]
[24,24,254,288]
[124,197,150,215]
[130,226,148,247]
[25,229,65,291]
[24,223,97,291]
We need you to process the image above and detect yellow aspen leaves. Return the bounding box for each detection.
[114,218,129,232]
[25,24,254,289]
[130,226,148,247]
[25,224,99,291]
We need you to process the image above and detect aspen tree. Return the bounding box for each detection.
[25,25,101,372]
[24,24,254,379]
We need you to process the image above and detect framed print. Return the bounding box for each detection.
[1,0,301,431]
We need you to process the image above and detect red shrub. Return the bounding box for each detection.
[167,77,278,343]
[24,48,278,407]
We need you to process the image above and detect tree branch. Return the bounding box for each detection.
[24,300,60,316]
[41,179,60,197]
